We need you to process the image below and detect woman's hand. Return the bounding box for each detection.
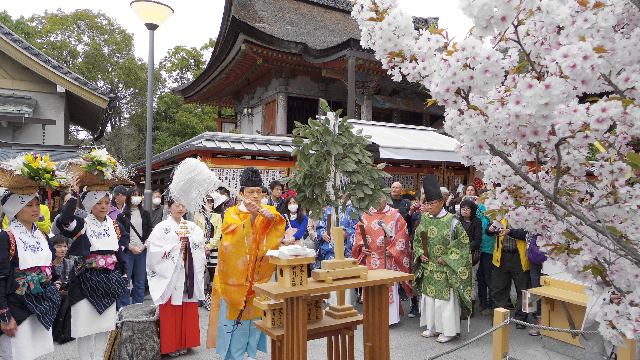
[128,244,142,255]
[437,256,446,266]
[362,249,372,257]
[420,255,428,262]
[322,233,331,243]
[1,318,17,337]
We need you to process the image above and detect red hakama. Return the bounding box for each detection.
[159,299,200,354]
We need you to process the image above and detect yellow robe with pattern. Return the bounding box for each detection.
[206,204,285,348]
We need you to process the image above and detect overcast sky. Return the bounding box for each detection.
[3,1,472,61]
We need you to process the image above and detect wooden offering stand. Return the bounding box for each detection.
[255,269,413,360]
[255,226,413,359]
[312,227,367,320]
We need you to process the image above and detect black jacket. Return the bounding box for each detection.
[117,206,152,243]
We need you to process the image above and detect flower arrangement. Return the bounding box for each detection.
[5,153,61,189]
[79,148,119,180]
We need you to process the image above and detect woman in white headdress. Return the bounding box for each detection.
[55,150,131,360]
[146,158,212,356]
[0,154,62,360]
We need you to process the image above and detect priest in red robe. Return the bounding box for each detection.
[353,196,413,325]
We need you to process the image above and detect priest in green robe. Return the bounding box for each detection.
[413,175,472,343]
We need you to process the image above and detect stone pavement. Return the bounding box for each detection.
[40,300,583,360]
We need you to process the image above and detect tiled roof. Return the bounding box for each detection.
[299,0,353,12]
[232,0,438,51]
[0,142,82,163]
[148,132,296,165]
[0,22,111,98]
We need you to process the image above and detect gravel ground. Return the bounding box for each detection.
[38,300,582,360]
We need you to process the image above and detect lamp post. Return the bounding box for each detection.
[131,0,174,210]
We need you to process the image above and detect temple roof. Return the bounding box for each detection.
[0,22,113,136]
[176,0,437,103]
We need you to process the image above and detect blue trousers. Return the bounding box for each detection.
[117,249,147,309]
[216,299,267,360]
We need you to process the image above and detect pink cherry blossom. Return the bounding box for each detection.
[353,0,640,343]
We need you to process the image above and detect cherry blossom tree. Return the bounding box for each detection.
[352,0,639,342]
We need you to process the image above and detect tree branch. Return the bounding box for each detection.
[600,72,627,98]
[487,143,640,268]
[552,135,572,201]
[511,22,544,79]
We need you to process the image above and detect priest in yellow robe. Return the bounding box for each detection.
[206,167,285,360]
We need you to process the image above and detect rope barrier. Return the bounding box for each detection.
[426,318,510,360]
[425,316,600,359]
[509,318,600,335]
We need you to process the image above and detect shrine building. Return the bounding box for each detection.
[141,0,477,193]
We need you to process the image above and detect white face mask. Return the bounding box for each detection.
[152,197,162,206]
[288,204,298,213]
[260,198,269,205]
[131,196,142,206]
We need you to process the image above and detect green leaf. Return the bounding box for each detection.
[626,152,640,170]
[319,98,330,113]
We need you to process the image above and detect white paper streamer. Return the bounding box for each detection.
[169,158,221,214]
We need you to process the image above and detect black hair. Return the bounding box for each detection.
[217,186,230,197]
[262,187,269,194]
[110,185,130,207]
[459,198,478,218]
[239,167,263,188]
[284,195,304,219]
[50,235,69,247]
[269,180,283,191]
[123,188,144,215]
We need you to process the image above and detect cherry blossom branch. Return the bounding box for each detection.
[552,135,572,202]
[600,72,628,97]
[510,22,544,79]
[487,143,640,267]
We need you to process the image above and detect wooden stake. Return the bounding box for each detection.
[492,308,510,360]
[616,337,637,360]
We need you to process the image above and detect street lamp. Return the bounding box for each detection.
[130,0,173,210]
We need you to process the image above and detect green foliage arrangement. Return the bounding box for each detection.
[287,99,388,220]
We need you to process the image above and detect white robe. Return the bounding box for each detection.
[0,222,55,360]
[68,214,120,338]
[420,289,461,336]
[146,217,206,305]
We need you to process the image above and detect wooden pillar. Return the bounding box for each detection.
[271,338,283,360]
[340,330,348,360]
[392,109,401,124]
[492,308,510,360]
[283,296,307,359]
[327,335,334,360]
[276,93,288,134]
[363,285,390,360]
[617,338,637,360]
[362,94,373,121]
[348,329,355,360]
[347,55,356,119]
